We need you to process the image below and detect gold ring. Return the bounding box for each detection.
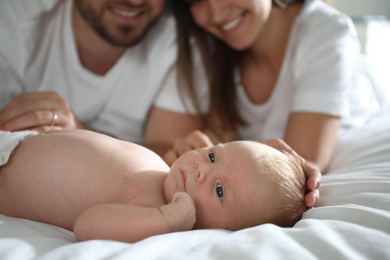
[51,111,58,127]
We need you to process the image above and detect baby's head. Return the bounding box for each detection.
[164,141,306,230]
[247,142,307,228]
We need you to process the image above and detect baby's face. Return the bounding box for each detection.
[165,141,282,230]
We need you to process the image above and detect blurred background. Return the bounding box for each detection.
[330,0,390,19]
[329,0,390,99]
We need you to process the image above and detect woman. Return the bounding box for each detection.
[166,0,388,173]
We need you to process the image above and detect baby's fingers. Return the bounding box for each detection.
[172,192,194,204]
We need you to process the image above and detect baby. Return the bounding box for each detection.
[0,129,306,243]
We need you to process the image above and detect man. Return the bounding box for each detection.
[0,0,208,155]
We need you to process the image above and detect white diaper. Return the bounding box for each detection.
[0,131,38,166]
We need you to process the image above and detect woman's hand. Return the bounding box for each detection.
[262,138,321,209]
[163,130,214,166]
[301,160,321,209]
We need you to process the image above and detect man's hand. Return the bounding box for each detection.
[263,138,321,209]
[163,130,214,166]
[159,192,196,232]
[0,91,85,132]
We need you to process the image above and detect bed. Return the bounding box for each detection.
[1,114,390,260]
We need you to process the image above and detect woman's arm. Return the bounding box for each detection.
[284,112,341,173]
[74,192,196,243]
[143,106,203,158]
[282,9,358,173]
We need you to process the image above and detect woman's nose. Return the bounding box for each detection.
[208,0,228,25]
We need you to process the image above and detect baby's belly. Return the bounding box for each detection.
[0,130,168,230]
[0,162,136,230]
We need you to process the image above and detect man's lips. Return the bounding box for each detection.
[111,8,143,18]
[107,5,145,24]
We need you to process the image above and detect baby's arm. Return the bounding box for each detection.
[74,192,196,243]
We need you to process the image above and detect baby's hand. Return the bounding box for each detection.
[159,192,196,232]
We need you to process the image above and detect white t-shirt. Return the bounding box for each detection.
[0,0,208,143]
[237,0,388,141]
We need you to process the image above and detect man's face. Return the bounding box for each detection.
[74,0,166,47]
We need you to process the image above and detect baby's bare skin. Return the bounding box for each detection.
[0,129,309,243]
[0,130,169,230]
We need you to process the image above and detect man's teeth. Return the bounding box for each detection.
[223,15,243,31]
[113,9,141,18]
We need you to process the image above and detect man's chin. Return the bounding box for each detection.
[100,17,158,47]
[99,30,146,47]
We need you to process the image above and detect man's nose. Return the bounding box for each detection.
[124,0,146,8]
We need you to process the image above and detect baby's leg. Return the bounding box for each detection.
[0,130,109,230]
[0,131,38,166]
[0,131,63,222]
[0,131,38,213]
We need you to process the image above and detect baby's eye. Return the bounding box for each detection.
[208,151,215,163]
[216,183,224,200]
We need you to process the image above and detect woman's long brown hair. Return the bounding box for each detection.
[171,0,305,139]
[171,1,243,139]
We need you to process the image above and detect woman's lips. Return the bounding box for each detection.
[222,14,244,32]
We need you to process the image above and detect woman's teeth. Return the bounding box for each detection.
[223,15,243,31]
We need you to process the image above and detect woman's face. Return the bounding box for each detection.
[186,0,272,50]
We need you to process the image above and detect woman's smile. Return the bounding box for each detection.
[222,13,245,32]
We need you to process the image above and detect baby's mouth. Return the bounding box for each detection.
[180,169,187,191]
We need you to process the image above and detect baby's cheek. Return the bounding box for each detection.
[163,179,175,203]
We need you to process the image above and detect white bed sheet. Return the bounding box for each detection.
[1,114,390,260]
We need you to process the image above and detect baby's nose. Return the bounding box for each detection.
[195,162,208,183]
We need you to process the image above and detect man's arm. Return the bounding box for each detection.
[0,91,88,132]
[74,193,196,243]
